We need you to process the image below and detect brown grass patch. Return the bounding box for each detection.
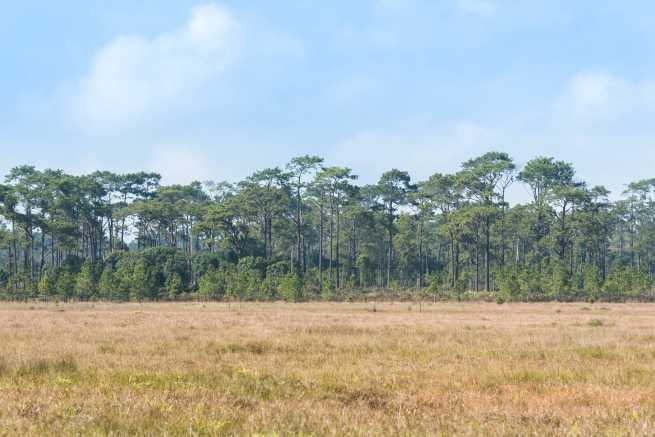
[1,301,655,435]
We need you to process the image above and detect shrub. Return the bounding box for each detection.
[165,272,183,299]
[279,273,304,302]
[499,269,521,302]
[198,268,227,300]
[75,260,97,301]
[56,271,77,300]
[38,268,56,299]
[97,266,118,300]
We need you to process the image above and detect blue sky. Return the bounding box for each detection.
[2,1,655,200]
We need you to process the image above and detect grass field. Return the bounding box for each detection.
[2,302,655,435]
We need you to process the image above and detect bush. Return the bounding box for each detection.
[192,252,221,278]
[38,268,56,299]
[56,271,77,300]
[601,266,650,302]
[549,262,572,301]
[165,272,183,299]
[499,269,521,301]
[198,268,227,300]
[279,273,304,302]
[97,265,118,301]
[583,264,601,302]
[75,260,96,301]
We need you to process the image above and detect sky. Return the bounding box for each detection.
[2,0,655,201]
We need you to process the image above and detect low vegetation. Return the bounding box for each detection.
[2,302,655,435]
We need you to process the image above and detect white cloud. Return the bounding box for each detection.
[329,120,497,183]
[66,3,240,132]
[150,145,214,184]
[457,0,497,16]
[555,71,655,124]
[325,69,655,200]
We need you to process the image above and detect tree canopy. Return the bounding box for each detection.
[1,152,653,302]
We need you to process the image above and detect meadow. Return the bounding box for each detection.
[1,301,655,436]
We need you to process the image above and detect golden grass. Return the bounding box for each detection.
[1,302,655,435]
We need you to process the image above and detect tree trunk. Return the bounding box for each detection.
[387,227,392,289]
[336,203,340,289]
[319,201,323,292]
[485,214,490,292]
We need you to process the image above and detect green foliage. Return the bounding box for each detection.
[499,269,521,301]
[98,265,118,301]
[225,257,263,300]
[56,271,77,300]
[583,264,602,302]
[192,252,221,278]
[114,258,133,302]
[198,268,227,300]
[1,156,655,303]
[38,268,56,299]
[165,272,183,299]
[131,258,157,301]
[549,263,572,301]
[279,273,303,302]
[602,267,651,302]
[75,260,96,301]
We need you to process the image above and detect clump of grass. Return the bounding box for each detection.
[98,344,116,354]
[0,356,8,376]
[207,341,272,355]
[576,346,617,360]
[297,325,373,336]
[15,355,78,378]
[319,379,389,409]
[588,319,605,327]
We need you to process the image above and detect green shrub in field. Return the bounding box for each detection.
[549,262,572,301]
[583,264,602,302]
[198,268,228,300]
[56,271,77,300]
[499,268,521,301]
[602,266,651,302]
[98,265,118,301]
[75,259,97,301]
[165,272,183,299]
[38,268,57,299]
[279,273,304,302]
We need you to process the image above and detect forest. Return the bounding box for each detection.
[0,152,653,302]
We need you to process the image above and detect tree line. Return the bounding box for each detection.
[0,152,654,302]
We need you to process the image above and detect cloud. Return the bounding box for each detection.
[329,120,497,183]
[66,3,240,132]
[150,145,214,185]
[457,0,497,16]
[326,69,655,199]
[556,71,655,124]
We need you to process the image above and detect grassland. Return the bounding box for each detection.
[1,302,655,435]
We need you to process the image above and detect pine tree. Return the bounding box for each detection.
[75,260,96,301]
[56,271,77,301]
[98,266,117,301]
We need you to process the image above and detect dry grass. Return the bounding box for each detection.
[1,302,655,435]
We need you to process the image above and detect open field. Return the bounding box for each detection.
[2,302,655,435]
